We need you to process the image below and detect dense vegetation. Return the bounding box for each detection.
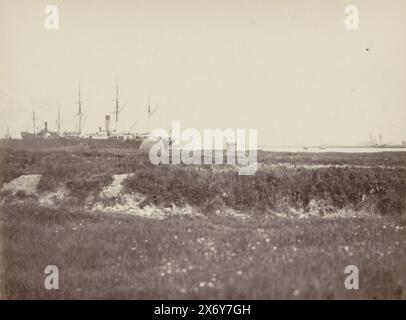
[123,166,406,216]
[1,148,405,215]
[1,148,405,184]
[0,149,152,186]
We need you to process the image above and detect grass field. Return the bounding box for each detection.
[1,203,406,299]
[0,149,406,299]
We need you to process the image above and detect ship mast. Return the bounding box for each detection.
[147,93,150,132]
[147,91,159,132]
[57,105,61,135]
[32,104,36,134]
[114,79,119,132]
[76,82,83,135]
[112,79,127,133]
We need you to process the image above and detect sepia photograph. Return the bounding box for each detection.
[0,0,405,305]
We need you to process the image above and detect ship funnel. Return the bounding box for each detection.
[105,115,110,135]
[44,122,48,132]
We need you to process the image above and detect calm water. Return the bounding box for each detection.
[260,146,406,153]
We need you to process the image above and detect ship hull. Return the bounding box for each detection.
[20,132,44,139]
[0,137,143,151]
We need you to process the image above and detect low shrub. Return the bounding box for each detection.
[124,166,406,216]
[67,173,113,199]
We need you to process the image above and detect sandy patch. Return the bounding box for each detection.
[99,174,132,198]
[1,175,41,195]
[92,193,166,219]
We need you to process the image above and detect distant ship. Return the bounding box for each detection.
[2,81,162,151]
[21,121,59,140]
[20,131,42,139]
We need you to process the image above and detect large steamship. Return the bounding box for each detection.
[2,81,156,150]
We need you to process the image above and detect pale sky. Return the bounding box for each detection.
[0,0,405,146]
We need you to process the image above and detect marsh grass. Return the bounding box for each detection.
[1,203,405,299]
[1,149,405,215]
